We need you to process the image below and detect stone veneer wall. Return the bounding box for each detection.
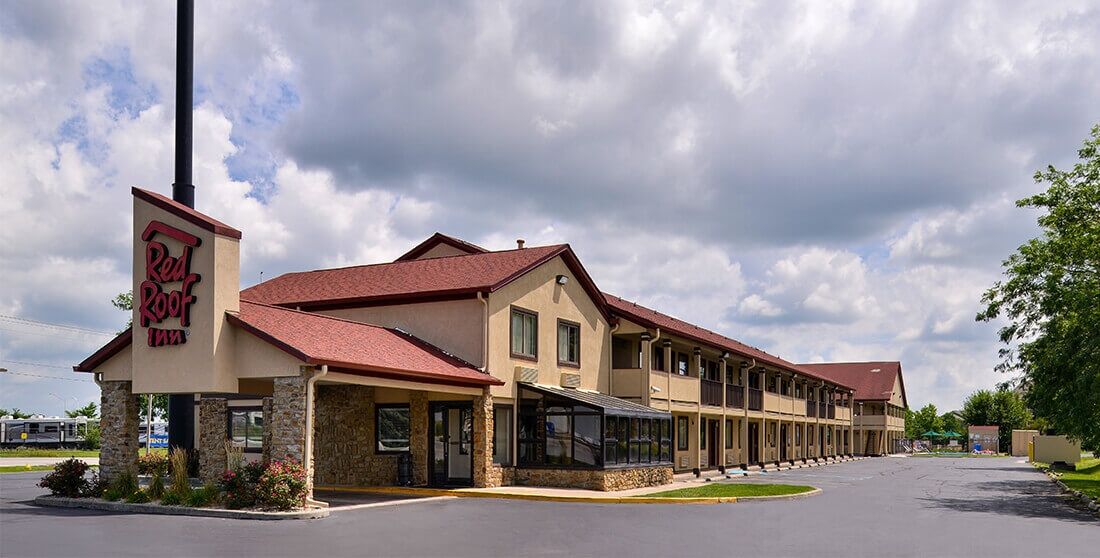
[198,398,228,485]
[98,380,139,482]
[270,373,309,464]
[511,466,673,491]
[313,384,404,486]
[409,392,428,486]
[261,397,273,464]
[472,389,498,488]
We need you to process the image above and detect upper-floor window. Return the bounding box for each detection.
[725,364,735,384]
[676,352,689,376]
[652,345,666,372]
[766,374,777,393]
[510,307,538,360]
[557,320,580,367]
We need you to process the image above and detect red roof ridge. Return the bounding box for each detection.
[394,232,490,261]
[131,187,242,239]
[289,243,567,276]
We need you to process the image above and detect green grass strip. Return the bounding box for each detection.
[639,483,815,498]
[0,449,101,458]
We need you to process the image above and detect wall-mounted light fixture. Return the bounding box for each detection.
[555,274,568,285]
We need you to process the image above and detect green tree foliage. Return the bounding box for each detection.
[65,402,98,418]
[978,124,1100,449]
[960,389,1032,452]
[112,290,133,330]
[939,412,965,436]
[3,408,33,419]
[905,404,943,438]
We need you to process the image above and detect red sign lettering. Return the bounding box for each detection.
[139,221,201,347]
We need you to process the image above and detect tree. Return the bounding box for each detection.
[2,408,33,419]
[961,389,1032,452]
[905,404,943,438]
[940,412,965,436]
[978,124,1100,449]
[110,290,167,421]
[65,402,98,418]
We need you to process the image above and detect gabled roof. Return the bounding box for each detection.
[603,293,854,390]
[798,361,906,404]
[241,244,611,320]
[73,328,133,372]
[132,187,242,239]
[394,232,488,261]
[228,301,502,386]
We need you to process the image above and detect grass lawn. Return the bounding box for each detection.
[640,483,816,498]
[1035,455,1100,500]
[0,465,56,474]
[0,449,100,458]
[910,452,1006,458]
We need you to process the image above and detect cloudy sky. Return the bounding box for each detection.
[2,1,1098,417]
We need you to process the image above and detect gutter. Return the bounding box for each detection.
[304,364,328,509]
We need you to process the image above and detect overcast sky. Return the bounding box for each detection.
[2,1,1098,418]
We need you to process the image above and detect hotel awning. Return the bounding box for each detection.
[518,382,670,419]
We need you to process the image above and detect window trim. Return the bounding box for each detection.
[556,318,581,368]
[509,306,539,361]
[375,403,411,454]
[676,416,689,451]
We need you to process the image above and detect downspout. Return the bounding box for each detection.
[477,292,489,371]
[304,364,328,508]
[648,328,661,407]
[607,321,619,395]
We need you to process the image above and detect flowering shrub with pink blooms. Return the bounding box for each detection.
[255,459,308,511]
[218,460,264,509]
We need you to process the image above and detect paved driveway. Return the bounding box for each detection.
[2,456,1096,557]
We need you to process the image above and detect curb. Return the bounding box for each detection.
[1036,467,1100,517]
[314,485,821,505]
[33,496,329,520]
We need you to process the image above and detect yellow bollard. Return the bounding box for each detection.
[1028,440,1034,462]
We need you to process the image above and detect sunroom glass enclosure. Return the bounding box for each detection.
[517,383,672,469]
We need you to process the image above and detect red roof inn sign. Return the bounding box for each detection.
[139,221,201,347]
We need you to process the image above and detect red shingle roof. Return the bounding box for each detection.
[241,245,567,309]
[797,361,905,403]
[603,293,853,390]
[228,301,502,386]
[394,232,488,261]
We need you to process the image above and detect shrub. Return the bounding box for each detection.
[159,491,183,506]
[83,423,101,450]
[219,460,264,509]
[103,469,138,501]
[168,447,190,496]
[225,440,244,473]
[37,458,90,497]
[83,470,106,498]
[186,484,219,508]
[256,459,308,511]
[137,452,169,475]
[148,470,166,500]
[125,489,151,504]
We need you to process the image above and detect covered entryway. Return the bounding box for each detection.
[747,422,760,465]
[780,424,788,461]
[429,402,473,487]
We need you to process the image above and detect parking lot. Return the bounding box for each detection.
[2,456,1097,557]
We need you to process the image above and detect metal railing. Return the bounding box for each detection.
[726,385,744,409]
[747,388,763,411]
[701,379,723,407]
[828,404,836,419]
[806,400,817,417]
[819,402,828,418]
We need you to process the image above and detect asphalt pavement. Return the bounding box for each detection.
[1,456,1096,557]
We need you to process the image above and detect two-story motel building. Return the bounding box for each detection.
[77,188,904,496]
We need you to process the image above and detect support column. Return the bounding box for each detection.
[740,364,748,466]
[270,373,309,464]
[472,388,498,488]
[198,397,228,485]
[410,392,429,486]
[99,380,139,483]
[640,332,653,406]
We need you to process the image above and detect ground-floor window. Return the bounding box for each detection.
[699,419,706,450]
[493,405,513,466]
[228,407,263,453]
[795,424,802,446]
[827,427,832,444]
[809,426,815,445]
[376,404,410,453]
[725,419,733,449]
[676,416,689,451]
[769,423,776,447]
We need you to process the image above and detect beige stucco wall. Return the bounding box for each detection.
[887,374,906,408]
[322,299,484,367]
[486,255,610,398]
[1011,429,1039,457]
[1033,435,1081,465]
[233,326,307,379]
[130,195,240,394]
[97,346,133,382]
[414,243,475,260]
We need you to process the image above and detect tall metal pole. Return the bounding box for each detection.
[167,0,196,455]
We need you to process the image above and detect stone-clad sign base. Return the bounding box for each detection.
[34,496,329,520]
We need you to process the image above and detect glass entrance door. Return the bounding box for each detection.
[430,403,473,487]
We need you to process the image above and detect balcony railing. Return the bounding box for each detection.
[819,402,828,418]
[806,400,817,417]
[828,404,836,419]
[701,379,723,407]
[747,388,763,411]
[726,385,744,408]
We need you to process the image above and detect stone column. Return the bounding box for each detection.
[99,380,139,483]
[261,397,273,464]
[198,398,228,484]
[270,373,309,465]
[410,392,429,486]
[472,388,498,488]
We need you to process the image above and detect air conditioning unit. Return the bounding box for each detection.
[514,366,538,383]
[560,372,582,388]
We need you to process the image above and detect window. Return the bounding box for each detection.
[376,404,410,453]
[766,374,777,393]
[557,320,580,367]
[725,419,734,449]
[676,352,689,376]
[808,425,815,445]
[795,425,802,446]
[737,420,742,448]
[228,408,264,453]
[827,427,832,444]
[780,378,790,396]
[725,365,735,384]
[699,419,706,450]
[510,307,538,360]
[493,406,513,466]
[676,416,689,450]
[769,423,776,447]
[795,383,802,398]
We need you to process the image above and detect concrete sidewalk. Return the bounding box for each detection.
[0,457,100,467]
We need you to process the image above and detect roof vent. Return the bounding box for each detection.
[516,239,525,249]
[871,368,882,373]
